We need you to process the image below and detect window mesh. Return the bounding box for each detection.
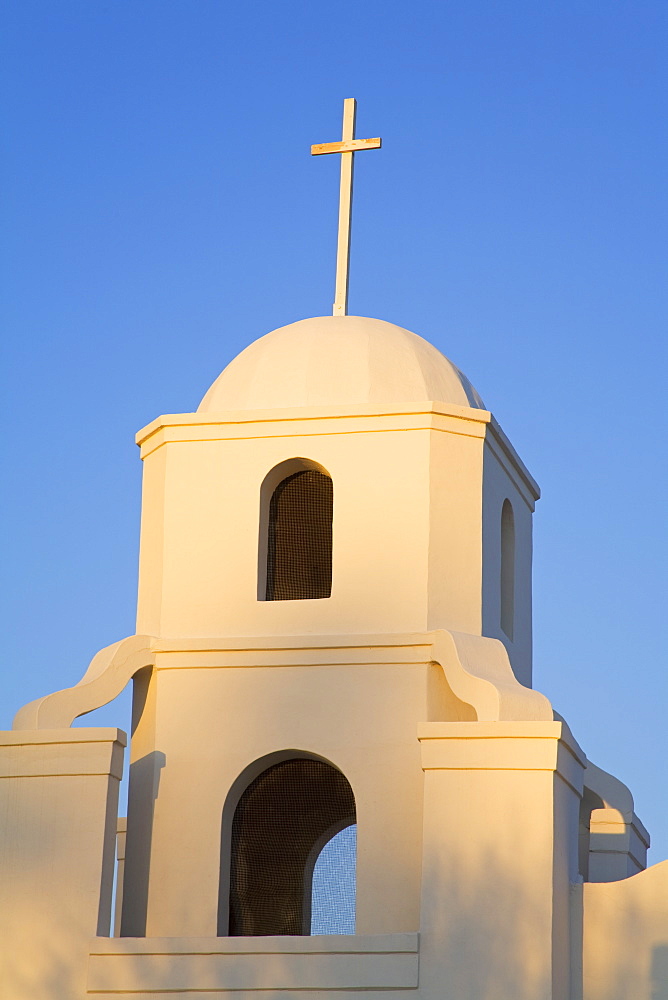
[266,470,333,601]
[228,758,356,936]
[311,824,356,934]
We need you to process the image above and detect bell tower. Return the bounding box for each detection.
[111,310,545,942]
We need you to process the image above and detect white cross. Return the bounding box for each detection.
[311,99,381,316]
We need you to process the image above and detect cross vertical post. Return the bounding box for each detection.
[334,98,356,317]
[311,99,381,316]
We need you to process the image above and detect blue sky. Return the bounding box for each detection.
[1,2,667,860]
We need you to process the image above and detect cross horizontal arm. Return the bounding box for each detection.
[311,137,382,156]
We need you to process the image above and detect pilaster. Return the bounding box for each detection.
[0,728,125,1000]
[418,721,585,1000]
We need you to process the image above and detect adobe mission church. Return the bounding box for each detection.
[2,101,667,1000]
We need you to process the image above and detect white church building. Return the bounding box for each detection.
[2,103,667,1000]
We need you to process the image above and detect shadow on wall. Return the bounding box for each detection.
[120,749,166,937]
[96,841,565,997]
[652,945,668,1000]
[6,922,89,1000]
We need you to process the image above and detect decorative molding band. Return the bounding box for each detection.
[418,720,586,794]
[0,728,126,779]
[12,629,553,730]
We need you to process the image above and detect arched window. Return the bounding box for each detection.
[500,499,515,640]
[260,461,333,601]
[223,756,355,936]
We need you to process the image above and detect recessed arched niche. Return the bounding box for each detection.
[257,458,333,602]
[500,499,515,640]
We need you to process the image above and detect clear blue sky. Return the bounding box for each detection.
[1,2,667,859]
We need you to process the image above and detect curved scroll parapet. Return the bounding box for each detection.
[584,758,650,844]
[581,758,651,877]
[12,634,157,730]
[583,759,635,820]
[430,629,553,722]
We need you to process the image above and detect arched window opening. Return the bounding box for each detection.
[225,757,355,936]
[310,823,356,934]
[500,499,515,640]
[265,468,333,601]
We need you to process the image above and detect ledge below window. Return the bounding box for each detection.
[87,933,419,995]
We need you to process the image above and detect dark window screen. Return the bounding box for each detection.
[228,758,355,936]
[266,470,333,601]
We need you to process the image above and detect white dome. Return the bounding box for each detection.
[198,315,484,412]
